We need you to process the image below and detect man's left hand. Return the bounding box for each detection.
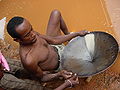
[78,30,90,36]
[58,70,73,79]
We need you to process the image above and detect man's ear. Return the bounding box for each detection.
[13,38,21,42]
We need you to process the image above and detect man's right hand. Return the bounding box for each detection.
[58,70,73,79]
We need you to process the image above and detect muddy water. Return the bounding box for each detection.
[105,0,120,45]
[0,0,120,73]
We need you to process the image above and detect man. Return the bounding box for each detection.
[7,10,88,82]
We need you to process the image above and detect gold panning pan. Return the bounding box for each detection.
[61,31,119,77]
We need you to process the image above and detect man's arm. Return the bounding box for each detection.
[40,30,89,45]
[24,61,58,81]
[24,60,72,82]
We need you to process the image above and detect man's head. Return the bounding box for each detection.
[7,17,37,45]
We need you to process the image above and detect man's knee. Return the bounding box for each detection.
[51,9,61,17]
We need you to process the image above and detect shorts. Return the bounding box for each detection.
[51,44,65,71]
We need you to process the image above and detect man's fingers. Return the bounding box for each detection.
[88,31,90,33]
[75,77,79,84]
[84,31,90,34]
[63,73,72,79]
[80,30,90,35]
[75,77,78,81]
[71,73,77,79]
[66,72,72,75]
[82,30,90,33]
[66,76,71,79]
[63,70,72,75]
[76,77,79,81]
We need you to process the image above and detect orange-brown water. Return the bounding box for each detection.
[0,0,120,73]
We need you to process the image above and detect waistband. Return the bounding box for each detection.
[52,46,60,70]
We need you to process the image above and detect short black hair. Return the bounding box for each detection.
[7,16,24,38]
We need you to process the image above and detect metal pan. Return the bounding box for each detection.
[61,31,119,77]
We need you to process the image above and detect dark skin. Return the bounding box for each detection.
[13,10,88,89]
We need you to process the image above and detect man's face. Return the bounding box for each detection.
[15,19,37,45]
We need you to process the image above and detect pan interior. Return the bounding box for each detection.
[61,31,119,77]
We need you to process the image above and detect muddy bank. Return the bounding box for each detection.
[0,39,20,59]
[105,0,120,45]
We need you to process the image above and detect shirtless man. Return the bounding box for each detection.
[7,10,88,88]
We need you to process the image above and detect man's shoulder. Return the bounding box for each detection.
[19,46,29,54]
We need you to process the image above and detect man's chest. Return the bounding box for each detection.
[21,43,49,63]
